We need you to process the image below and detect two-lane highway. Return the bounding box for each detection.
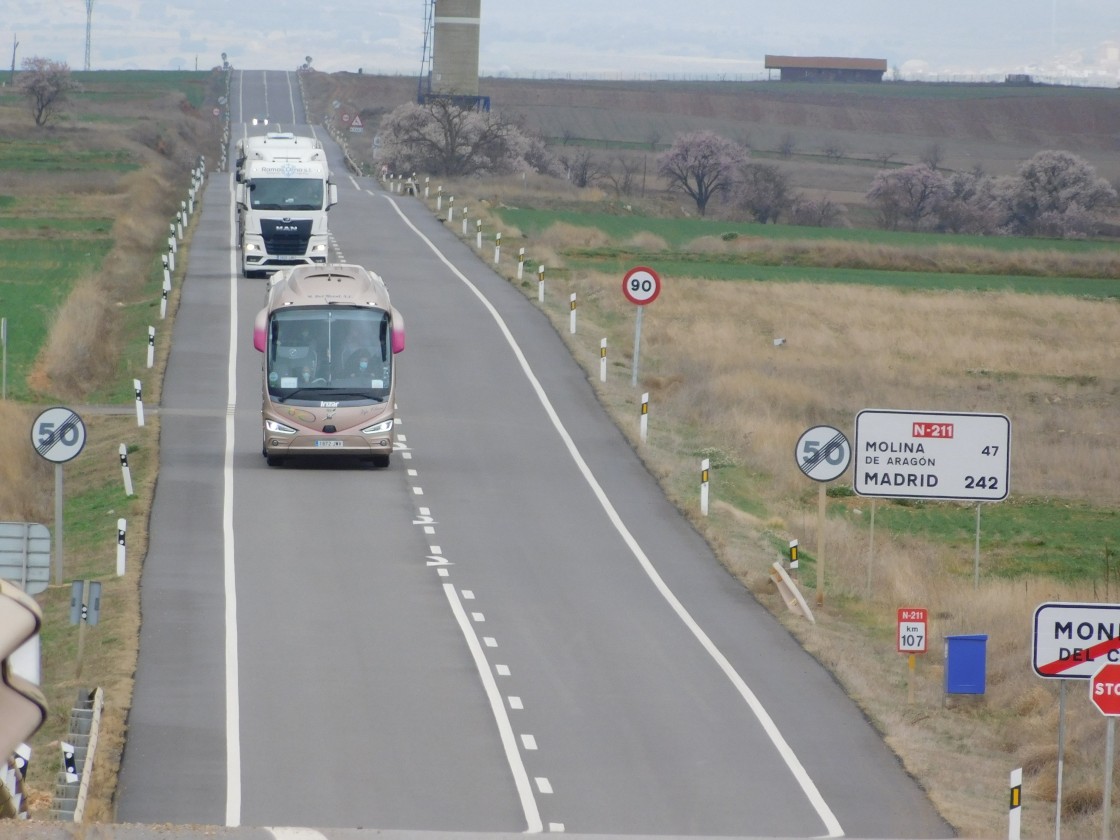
[117,70,953,838]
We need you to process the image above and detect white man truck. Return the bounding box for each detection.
[235,131,338,278]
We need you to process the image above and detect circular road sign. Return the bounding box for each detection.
[31,406,87,464]
[1090,663,1120,716]
[795,425,851,482]
[622,266,661,306]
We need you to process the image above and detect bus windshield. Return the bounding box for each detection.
[266,307,392,402]
[249,177,325,211]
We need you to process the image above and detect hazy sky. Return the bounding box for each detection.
[4,1,1119,82]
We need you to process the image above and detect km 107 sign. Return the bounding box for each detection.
[853,409,1010,501]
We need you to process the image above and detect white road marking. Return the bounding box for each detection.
[549,823,565,832]
[443,584,542,832]
[268,829,329,840]
[462,590,475,599]
[535,777,553,794]
[412,486,424,495]
[496,664,511,676]
[472,612,485,622]
[225,172,243,827]
[521,734,538,750]
[483,637,497,648]
[383,194,845,839]
[508,696,523,710]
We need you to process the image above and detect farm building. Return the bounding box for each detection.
[764,56,888,82]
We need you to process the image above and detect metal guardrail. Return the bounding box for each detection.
[49,687,103,821]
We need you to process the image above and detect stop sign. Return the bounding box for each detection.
[1090,663,1120,716]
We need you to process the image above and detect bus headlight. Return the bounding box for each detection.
[361,419,393,436]
[265,419,298,434]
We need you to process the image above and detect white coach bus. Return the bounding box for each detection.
[252,264,405,467]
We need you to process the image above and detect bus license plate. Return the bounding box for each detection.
[315,440,344,448]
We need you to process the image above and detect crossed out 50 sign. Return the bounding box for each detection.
[795,425,851,482]
[32,406,87,464]
[898,607,928,654]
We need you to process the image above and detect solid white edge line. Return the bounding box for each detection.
[225,171,243,827]
[267,829,330,840]
[444,583,543,834]
[381,193,844,839]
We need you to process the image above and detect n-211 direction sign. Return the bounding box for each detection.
[853,409,1010,501]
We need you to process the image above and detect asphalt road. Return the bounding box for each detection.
[113,70,955,839]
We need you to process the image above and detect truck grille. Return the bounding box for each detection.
[261,219,313,255]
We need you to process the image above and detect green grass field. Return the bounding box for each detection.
[0,239,113,399]
[497,207,1120,296]
[499,207,1120,253]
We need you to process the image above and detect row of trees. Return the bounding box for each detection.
[378,100,1116,239]
[866,153,1117,237]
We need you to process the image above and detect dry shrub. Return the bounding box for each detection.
[535,221,612,250]
[0,402,53,521]
[622,231,669,252]
[33,275,118,398]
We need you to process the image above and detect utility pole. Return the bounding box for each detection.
[9,34,17,86]
[83,0,93,71]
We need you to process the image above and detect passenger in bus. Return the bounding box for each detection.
[337,319,380,368]
[347,353,372,378]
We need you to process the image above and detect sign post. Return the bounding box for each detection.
[621,266,661,387]
[854,409,1010,586]
[1090,662,1120,839]
[1033,601,1120,838]
[898,607,928,704]
[31,408,86,585]
[794,425,851,605]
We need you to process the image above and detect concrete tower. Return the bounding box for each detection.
[431,0,480,97]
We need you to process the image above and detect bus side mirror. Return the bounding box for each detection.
[391,309,405,354]
[253,308,267,352]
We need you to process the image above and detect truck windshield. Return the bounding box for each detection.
[266,307,392,402]
[249,178,324,211]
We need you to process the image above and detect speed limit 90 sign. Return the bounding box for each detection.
[622,266,661,305]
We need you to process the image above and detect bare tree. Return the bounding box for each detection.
[733,163,793,224]
[18,56,77,127]
[866,164,947,230]
[821,139,846,162]
[602,153,642,197]
[920,142,945,170]
[777,132,796,158]
[558,149,603,188]
[873,149,899,166]
[657,131,747,216]
[378,97,544,178]
[645,127,662,151]
[790,195,845,227]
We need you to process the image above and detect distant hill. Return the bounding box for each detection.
[303,72,1120,204]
